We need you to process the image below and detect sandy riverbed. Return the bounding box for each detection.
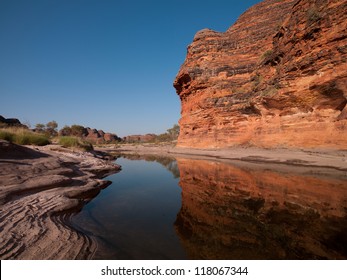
[103,143,347,171]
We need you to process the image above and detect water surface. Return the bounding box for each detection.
[72,157,186,259]
[72,155,347,259]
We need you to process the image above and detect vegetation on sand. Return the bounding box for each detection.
[58,136,93,151]
[0,128,50,146]
[35,120,58,137]
[155,124,180,142]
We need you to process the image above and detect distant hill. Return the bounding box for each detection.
[0,115,27,128]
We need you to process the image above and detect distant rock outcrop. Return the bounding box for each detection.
[59,125,121,144]
[84,128,121,144]
[0,115,26,128]
[123,134,157,143]
[174,0,347,149]
[85,128,102,143]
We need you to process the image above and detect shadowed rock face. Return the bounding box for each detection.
[174,0,347,148]
[175,158,347,259]
[0,115,27,128]
[0,140,49,160]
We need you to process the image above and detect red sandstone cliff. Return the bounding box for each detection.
[174,0,347,148]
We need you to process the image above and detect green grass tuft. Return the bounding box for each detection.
[58,136,93,151]
[14,133,50,146]
[0,128,50,146]
[0,130,15,142]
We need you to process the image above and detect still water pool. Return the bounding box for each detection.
[72,155,347,260]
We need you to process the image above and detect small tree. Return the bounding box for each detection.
[35,123,46,133]
[167,124,180,140]
[46,121,58,137]
[70,125,87,137]
[154,124,180,143]
[59,125,72,136]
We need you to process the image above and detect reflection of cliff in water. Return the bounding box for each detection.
[175,158,347,259]
[115,153,180,178]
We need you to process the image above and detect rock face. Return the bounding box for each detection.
[0,115,27,128]
[85,127,122,144]
[59,126,122,144]
[174,0,347,148]
[0,140,120,259]
[123,134,157,143]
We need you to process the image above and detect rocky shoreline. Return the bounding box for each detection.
[0,140,120,259]
[1,140,346,259]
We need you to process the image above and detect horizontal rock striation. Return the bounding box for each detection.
[175,157,347,259]
[174,0,347,148]
[0,140,120,259]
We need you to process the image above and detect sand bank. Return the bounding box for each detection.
[106,144,347,171]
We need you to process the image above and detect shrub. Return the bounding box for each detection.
[0,130,15,142]
[70,125,88,137]
[251,74,263,88]
[307,8,321,25]
[0,128,50,146]
[34,120,59,137]
[259,86,278,97]
[153,124,180,143]
[45,121,58,137]
[35,123,45,133]
[59,125,72,136]
[58,136,93,151]
[261,49,273,60]
[14,132,50,146]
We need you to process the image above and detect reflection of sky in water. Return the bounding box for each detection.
[72,158,186,259]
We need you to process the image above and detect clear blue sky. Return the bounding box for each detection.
[0,0,261,137]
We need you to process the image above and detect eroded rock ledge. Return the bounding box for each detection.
[174,0,347,149]
[0,140,120,259]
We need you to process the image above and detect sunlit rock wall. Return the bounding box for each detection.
[174,0,347,148]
